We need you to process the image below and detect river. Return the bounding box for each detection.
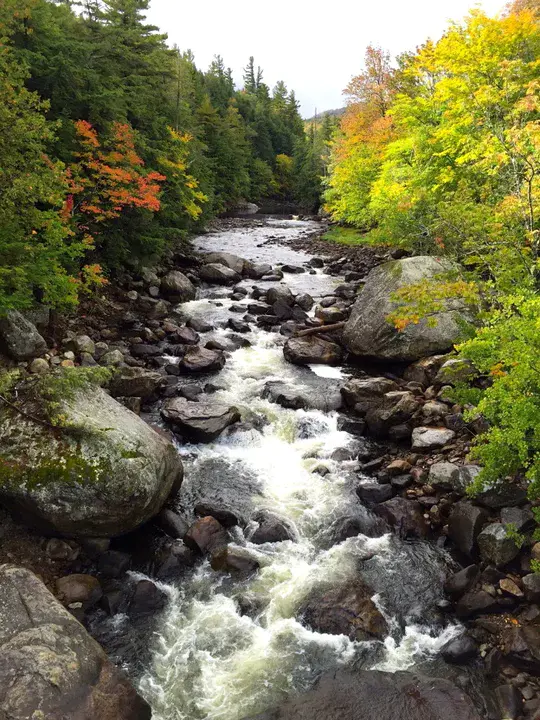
[131,218,464,719]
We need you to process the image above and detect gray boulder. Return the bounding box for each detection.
[412,426,455,450]
[448,501,488,557]
[161,398,240,442]
[160,270,196,302]
[365,391,418,437]
[428,463,480,493]
[341,377,398,413]
[283,336,343,366]
[181,346,225,372]
[477,523,521,567]
[0,565,151,719]
[199,263,241,284]
[266,285,295,306]
[108,366,164,398]
[263,374,342,412]
[0,310,46,360]
[343,256,474,362]
[202,251,246,275]
[0,386,182,537]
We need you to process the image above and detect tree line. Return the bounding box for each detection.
[0,0,325,312]
[324,1,540,511]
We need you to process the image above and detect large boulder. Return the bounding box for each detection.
[202,251,247,275]
[0,310,46,360]
[108,366,164,398]
[284,336,343,366]
[477,523,521,567]
[199,263,241,284]
[161,398,241,442]
[263,373,343,412]
[448,501,488,557]
[181,346,225,372]
[0,565,151,719]
[299,580,388,641]
[242,669,482,720]
[0,386,182,537]
[160,270,196,302]
[341,377,398,413]
[343,256,474,362]
[365,391,419,437]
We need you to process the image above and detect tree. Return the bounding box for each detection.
[345,45,394,116]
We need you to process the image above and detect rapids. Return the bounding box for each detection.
[135,218,464,719]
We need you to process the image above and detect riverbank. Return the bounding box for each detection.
[0,216,539,720]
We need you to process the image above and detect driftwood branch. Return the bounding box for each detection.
[295,321,346,338]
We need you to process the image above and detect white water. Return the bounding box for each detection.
[138,220,461,720]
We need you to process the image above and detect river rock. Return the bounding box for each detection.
[0,385,182,537]
[374,497,428,538]
[343,256,473,362]
[202,251,246,275]
[477,523,521,567]
[161,397,240,442]
[129,578,167,615]
[440,634,478,663]
[210,546,260,574]
[200,263,241,284]
[283,336,343,366]
[56,573,102,608]
[357,482,393,505]
[444,565,480,597]
[247,262,273,279]
[184,516,229,554]
[411,426,455,450]
[522,574,540,603]
[456,589,500,618]
[448,502,488,557]
[108,366,164,398]
[0,310,47,360]
[263,374,343,412]
[299,579,388,641]
[434,358,477,386]
[181,346,225,372]
[156,508,190,539]
[475,483,528,509]
[160,270,196,302]
[295,294,314,311]
[266,285,295,306]
[428,463,477,493]
[249,511,296,544]
[341,377,398,413]
[0,565,151,719]
[365,391,418,437]
[315,305,347,323]
[242,669,482,720]
[327,511,388,543]
[404,355,448,386]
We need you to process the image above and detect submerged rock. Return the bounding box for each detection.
[343,256,474,362]
[249,510,296,544]
[242,669,482,720]
[161,397,240,442]
[0,565,151,719]
[283,336,343,366]
[0,386,182,537]
[184,516,228,555]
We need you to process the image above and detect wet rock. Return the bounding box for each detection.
[184,516,229,554]
[169,326,200,345]
[187,317,213,333]
[441,634,478,663]
[202,251,246,275]
[200,263,241,284]
[343,256,474,362]
[327,512,388,542]
[500,578,523,597]
[365,391,418,437]
[273,299,294,320]
[448,502,488,557]
[249,511,296,544]
[160,270,196,302]
[337,416,366,436]
[247,262,273,279]
[243,670,482,720]
[522,574,540,603]
[374,497,428,538]
[295,293,314,311]
[46,538,79,562]
[403,355,448,386]
[129,579,167,616]
[357,482,393,505]
[281,264,304,274]
[181,346,226,372]
[56,573,102,609]
[228,317,251,333]
[210,546,260,575]
[455,590,500,618]
[195,502,239,528]
[98,550,131,579]
[300,579,388,641]
[411,426,456,450]
[341,377,398,413]
[266,285,295,306]
[444,565,480,597]
[494,684,523,720]
[0,310,46,360]
[475,483,528,509]
[283,336,342,366]
[156,508,189,539]
[108,366,164,398]
[500,506,535,533]
[153,541,196,580]
[0,566,151,719]
[477,523,521,567]
[428,463,477,493]
[315,305,347,323]
[0,386,182,537]
[263,374,343,412]
[161,398,240,442]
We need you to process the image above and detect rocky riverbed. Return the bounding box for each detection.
[0,216,539,720]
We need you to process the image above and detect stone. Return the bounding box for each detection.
[199,263,241,284]
[160,270,196,302]
[448,502,488,557]
[475,483,528,509]
[440,634,478,663]
[55,573,102,608]
[295,294,314,311]
[210,546,260,574]
[194,502,239,528]
[500,578,523,597]
[66,335,96,356]
[0,386,183,537]
[501,506,535,533]
[357,483,393,505]
[188,317,213,333]
[202,251,246,275]
[315,305,347,323]
[156,508,189,539]
[341,377,398,413]
[494,684,523,720]
[444,565,480,597]
[263,374,343,413]
[299,580,388,642]
[228,317,251,333]
[181,346,226,372]
[161,398,240,442]
[456,590,500,618]
[249,511,296,544]
[411,426,455,450]
[108,366,163,398]
[98,550,131,579]
[386,459,412,476]
[365,391,418,437]
[0,566,150,719]
[434,358,477,386]
[374,497,428,538]
[247,262,273,279]
[428,463,471,492]
[170,326,200,345]
[129,579,167,615]
[477,523,521,567]
[0,310,46,360]
[29,357,49,374]
[283,336,342,366]
[403,355,448,386]
[337,416,366,436]
[242,670,482,720]
[273,299,294,320]
[343,256,475,362]
[184,516,228,554]
[327,512,388,542]
[45,538,79,562]
[266,285,295,306]
[100,349,124,366]
[522,574,540,603]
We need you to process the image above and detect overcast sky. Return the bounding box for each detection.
[146,0,506,117]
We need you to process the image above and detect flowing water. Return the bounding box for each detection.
[137,218,463,720]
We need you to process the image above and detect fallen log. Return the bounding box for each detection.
[295,321,346,337]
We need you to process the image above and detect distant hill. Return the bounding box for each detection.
[305,107,345,122]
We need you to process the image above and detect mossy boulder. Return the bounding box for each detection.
[0,387,182,537]
[343,256,474,362]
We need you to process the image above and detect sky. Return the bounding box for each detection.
[146,0,507,117]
